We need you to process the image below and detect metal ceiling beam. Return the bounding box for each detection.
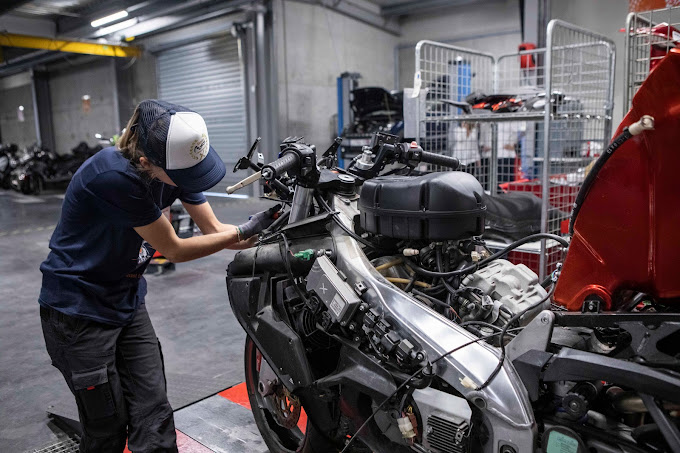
[115,0,254,40]
[381,0,496,17]
[0,50,62,77]
[137,8,245,46]
[0,0,32,16]
[0,33,142,58]
[293,0,400,35]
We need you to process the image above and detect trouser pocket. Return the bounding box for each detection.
[72,365,116,421]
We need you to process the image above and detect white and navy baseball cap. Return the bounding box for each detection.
[136,99,226,192]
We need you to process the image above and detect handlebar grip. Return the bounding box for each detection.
[261,152,300,180]
[418,150,460,169]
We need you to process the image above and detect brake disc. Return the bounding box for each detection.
[271,386,302,429]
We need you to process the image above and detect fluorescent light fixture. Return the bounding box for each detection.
[91,10,128,28]
[93,18,138,37]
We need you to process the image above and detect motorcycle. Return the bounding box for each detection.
[11,141,101,195]
[340,87,404,166]
[225,53,680,453]
[0,143,20,189]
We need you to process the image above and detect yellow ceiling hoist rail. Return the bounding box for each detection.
[0,33,142,58]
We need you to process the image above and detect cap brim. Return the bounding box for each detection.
[165,146,226,193]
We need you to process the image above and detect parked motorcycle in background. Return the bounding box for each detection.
[9,140,103,195]
[223,51,680,453]
[0,143,20,190]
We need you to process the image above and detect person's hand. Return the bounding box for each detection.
[237,204,282,239]
[243,235,258,247]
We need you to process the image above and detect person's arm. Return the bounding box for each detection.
[134,215,239,263]
[181,200,254,249]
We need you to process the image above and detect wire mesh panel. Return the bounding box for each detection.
[413,21,614,279]
[624,6,680,109]
[540,20,615,277]
[414,41,495,188]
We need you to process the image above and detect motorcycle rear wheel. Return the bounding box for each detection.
[244,336,339,453]
[21,175,43,195]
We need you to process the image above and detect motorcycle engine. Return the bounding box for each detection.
[459,259,548,327]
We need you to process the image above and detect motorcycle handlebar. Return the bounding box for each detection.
[417,150,460,170]
[261,152,299,180]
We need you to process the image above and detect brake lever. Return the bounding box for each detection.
[226,171,262,194]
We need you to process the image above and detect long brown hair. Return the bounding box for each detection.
[117,106,151,177]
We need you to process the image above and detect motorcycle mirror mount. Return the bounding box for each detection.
[233,137,262,173]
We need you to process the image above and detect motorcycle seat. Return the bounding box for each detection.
[482,192,543,242]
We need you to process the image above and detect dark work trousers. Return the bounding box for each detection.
[40,303,178,453]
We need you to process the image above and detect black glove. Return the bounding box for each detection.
[238,204,282,239]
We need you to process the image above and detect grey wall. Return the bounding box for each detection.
[550,0,629,127]
[273,0,397,149]
[115,54,158,129]
[48,59,119,154]
[396,0,523,91]
[0,84,37,146]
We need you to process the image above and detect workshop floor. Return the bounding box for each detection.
[0,188,276,452]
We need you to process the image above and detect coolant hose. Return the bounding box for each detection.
[568,115,654,235]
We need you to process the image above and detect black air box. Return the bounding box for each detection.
[359,172,485,241]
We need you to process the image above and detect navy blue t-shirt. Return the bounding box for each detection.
[39,147,206,326]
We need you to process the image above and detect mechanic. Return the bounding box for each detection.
[38,100,279,452]
[480,121,521,186]
[451,121,482,178]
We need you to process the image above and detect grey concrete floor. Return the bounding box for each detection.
[0,189,276,452]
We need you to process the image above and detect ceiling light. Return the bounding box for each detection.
[93,18,139,37]
[91,10,128,28]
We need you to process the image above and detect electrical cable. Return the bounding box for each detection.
[404,233,569,278]
[474,283,556,392]
[339,327,523,453]
[436,245,466,305]
[386,277,431,289]
[279,231,309,304]
[568,115,654,235]
[403,274,417,293]
[315,193,390,251]
[459,320,504,332]
[411,288,453,311]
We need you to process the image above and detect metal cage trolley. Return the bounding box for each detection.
[623,5,680,110]
[408,20,615,280]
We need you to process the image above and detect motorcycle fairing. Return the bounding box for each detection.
[227,274,315,389]
[554,50,680,311]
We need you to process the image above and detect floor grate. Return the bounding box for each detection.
[29,435,79,453]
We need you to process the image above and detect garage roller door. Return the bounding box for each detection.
[158,34,247,190]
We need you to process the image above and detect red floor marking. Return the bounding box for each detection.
[122,429,210,452]
[218,382,251,410]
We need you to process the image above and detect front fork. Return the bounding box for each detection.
[289,186,314,224]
